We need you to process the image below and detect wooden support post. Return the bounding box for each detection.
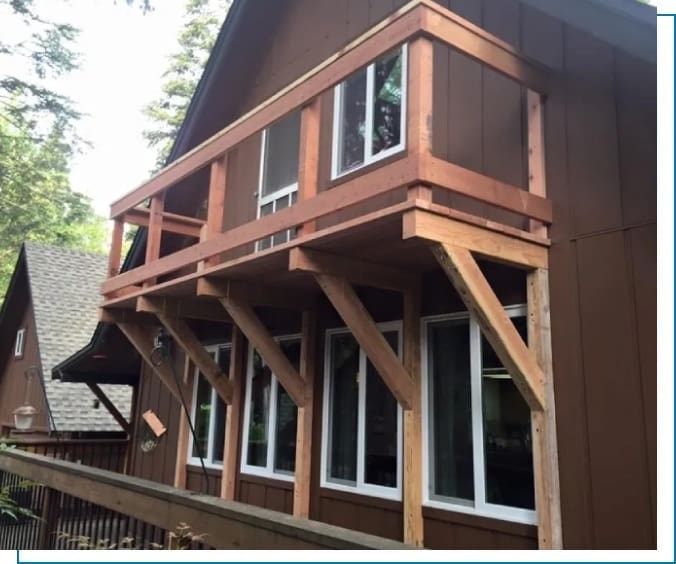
[298,98,321,235]
[293,310,316,518]
[145,192,165,286]
[86,382,131,435]
[219,298,305,407]
[403,287,423,546]
[108,219,124,277]
[206,155,227,267]
[527,90,547,238]
[115,321,188,402]
[313,273,413,409]
[408,36,434,159]
[431,243,545,411]
[123,383,139,475]
[221,325,245,500]
[174,356,193,489]
[528,268,562,549]
[154,312,233,404]
[37,487,60,549]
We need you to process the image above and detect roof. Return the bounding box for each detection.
[13,243,132,432]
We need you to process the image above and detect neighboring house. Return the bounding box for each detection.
[56,0,655,551]
[0,242,132,437]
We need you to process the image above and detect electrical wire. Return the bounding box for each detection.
[150,334,210,495]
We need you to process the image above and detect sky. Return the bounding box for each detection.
[12,1,188,216]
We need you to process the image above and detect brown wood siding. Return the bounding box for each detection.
[0,298,50,433]
[125,0,655,550]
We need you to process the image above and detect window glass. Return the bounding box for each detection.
[328,333,360,483]
[428,318,474,503]
[192,375,211,459]
[481,316,534,510]
[372,49,403,157]
[247,351,271,468]
[211,346,231,464]
[364,331,399,488]
[262,112,300,197]
[338,69,367,173]
[274,340,301,474]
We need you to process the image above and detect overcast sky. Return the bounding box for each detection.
[34,1,186,216]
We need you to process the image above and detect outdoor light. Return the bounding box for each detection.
[13,366,38,431]
[140,409,167,453]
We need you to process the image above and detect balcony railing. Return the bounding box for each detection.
[101,0,551,305]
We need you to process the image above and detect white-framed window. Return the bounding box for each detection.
[187,343,230,469]
[331,44,407,179]
[14,328,25,358]
[240,334,301,481]
[320,321,403,501]
[422,305,536,525]
[256,111,301,250]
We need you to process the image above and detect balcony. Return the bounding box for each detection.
[100,0,551,310]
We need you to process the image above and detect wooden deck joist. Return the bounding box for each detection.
[196,278,315,310]
[136,295,230,322]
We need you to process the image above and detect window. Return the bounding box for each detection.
[331,44,407,178]
[14,328,25,358]
[241,335,301,481]
[187,344,230,468]
[423,306,536,524]
[257,111,301,250]
[321,322,402,500]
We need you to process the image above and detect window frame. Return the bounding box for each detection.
[256,119,300,251]
[240,333,301,483]
[320,321,403,501]
[14,328,25,358]
[186,343,230,470]
[422,304,537,525]
[330,43,408,180]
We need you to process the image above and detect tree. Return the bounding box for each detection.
[143,0,231,169]
[0,119,108,302]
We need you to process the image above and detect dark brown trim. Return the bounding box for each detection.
[422,505,537,539]
[319,487,402,512]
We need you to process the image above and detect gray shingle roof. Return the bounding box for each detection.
[23,242,132,432]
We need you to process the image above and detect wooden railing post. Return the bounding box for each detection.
[297,98,321,235]
[408,36,434,161]
[108,219,124,277]
[38,487,60,549]
[206,154,228,267]
[144,192,165,286]
[527,90,547,237]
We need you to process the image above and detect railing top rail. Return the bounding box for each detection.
[108,0,549,220]
[0,449,413,550]
[2,438,128,447]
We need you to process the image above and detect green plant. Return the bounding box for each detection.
[0,481,38,522]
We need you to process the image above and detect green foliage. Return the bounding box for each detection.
[56,522,205,549]
[0,444,38,522]
[0,119,108,302]
[143,0,231,169]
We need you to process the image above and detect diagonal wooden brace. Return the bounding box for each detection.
[154,311,233,405]
[431,242,545,410]
[86,382,131,435]
[219,297,305,407]
[313,273,413,410]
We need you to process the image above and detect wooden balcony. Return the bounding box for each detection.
[101,0,552,310]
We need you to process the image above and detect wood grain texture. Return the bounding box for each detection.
[222,325,244,500]
[298,98,321,235]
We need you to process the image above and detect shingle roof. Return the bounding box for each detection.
[23,242,132,432]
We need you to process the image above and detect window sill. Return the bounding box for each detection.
[423,499,537,529]
[239,472,294,490]
[319,485,402,511]
[327,148,407,190]
[186,463,222,476]
[240,466,295,484]
[319,479,401,503]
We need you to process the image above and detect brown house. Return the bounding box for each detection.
[55,0,656,551]
[0,243,133,438]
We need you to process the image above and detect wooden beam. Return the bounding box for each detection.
[420,154,552,223]
[528,268,562,549]
[173,356,193,489]
[136,295,230,322]
[219,297,305,407]
[403,209,548,270]
[431,243,545,410]
[527,90,548,237]
[313,274,413,409]
[407,37,434,158]
[123,207,203,238]
[108,219,124,277]
[196,277,315,310]
[298,98,321,235]
[154,312,233,404]
[206,155,228,267]
[103,156,417,296]
[289,247,419,293]
[86,383,131,435]
[293,310,316,519]
[115,321,188,402]
[221,325,245,500]
[402,288,423,546]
